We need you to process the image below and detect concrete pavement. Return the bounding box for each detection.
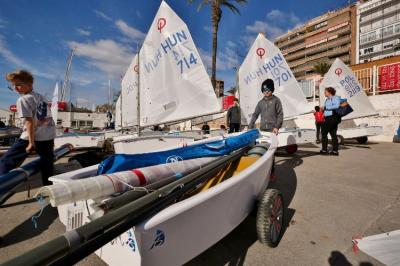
[0,141,399,265]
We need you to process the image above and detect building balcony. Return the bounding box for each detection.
[359,5,399,26]
[281,42,306,54]
[286,49,307,62]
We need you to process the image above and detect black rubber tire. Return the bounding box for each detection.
[256,189,284,247]
[285,144,298,154]
[337,135,345,145]
[356,136,368,144]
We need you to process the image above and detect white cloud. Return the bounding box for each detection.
[76,28,91,36]
[203,26,213,33]
[199,45,239,72]
[0,18,6,28]
[115,19,146,43]
[245,9,303,40]
[227,41,237,48]
[94,10,112,21]
[68,39,133,78]
[0,34,30,68]
[15,33,24,39]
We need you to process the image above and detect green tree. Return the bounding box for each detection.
[313,61,331,76]
[189,0,247,89]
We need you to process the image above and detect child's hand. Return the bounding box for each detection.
[26,142,36,154]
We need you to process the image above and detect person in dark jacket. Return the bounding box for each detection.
[248,79,283,135]
[249,78,283,182]
[227,98,241,133]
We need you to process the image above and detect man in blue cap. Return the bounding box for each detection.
[248,78,283,134]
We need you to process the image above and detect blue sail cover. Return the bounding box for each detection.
[98,129,260,174]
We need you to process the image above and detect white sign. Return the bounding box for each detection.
[319,58,378,120]
[51,82,59,125]
[239,33,312,124]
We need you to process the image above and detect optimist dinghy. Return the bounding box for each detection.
[112,0,221,154]
[320,58,382,144]
[12,129,284,266]
[239,33,315,153]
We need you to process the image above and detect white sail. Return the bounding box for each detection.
[115,95,122,130]
[51,82,59,125]
[121,54,139,128]
[319,58,378,120]
[239,33,312,125]
[138,1,221,127]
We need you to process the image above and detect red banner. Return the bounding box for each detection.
[222,96,235,110]
[379,63,400,91]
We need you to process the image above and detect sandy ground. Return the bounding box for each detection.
[0,141,399,266]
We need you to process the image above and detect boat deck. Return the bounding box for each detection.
[0,141,399,265]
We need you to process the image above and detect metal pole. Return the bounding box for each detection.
[372,65,377,96]
[137,45,141,136]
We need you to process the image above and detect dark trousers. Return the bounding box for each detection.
[229,123,241,133]
[316,122,323,141]
[0,138,54,185]
[321,116,341,152]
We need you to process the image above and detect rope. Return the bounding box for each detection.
[31,194,46,229]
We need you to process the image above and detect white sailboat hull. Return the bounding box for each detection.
[54,134,105,150]
[336,125,382,140]
[95,136,276,266]
[258,128,316,147]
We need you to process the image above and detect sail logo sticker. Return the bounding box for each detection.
[335,68,343,76]
[166,155,183,163]
[256,48,265,59]
[157,18,166,33]
[126,230,136,252]
[133,65,139,74]
[150,230,165,250]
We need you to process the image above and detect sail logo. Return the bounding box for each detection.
[150,230,165,250]
[256,48,265,59]
[335,68,343,76]
[158,18,166,32]
[126,230,136,252]
[166,155,183,163]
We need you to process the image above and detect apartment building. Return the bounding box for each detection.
[275,5,357,81]
[356,0,400,63]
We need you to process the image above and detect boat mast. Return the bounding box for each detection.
[137,45,141,136]
[62,48,75,127]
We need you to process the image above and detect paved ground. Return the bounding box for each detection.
[0,141,399,265]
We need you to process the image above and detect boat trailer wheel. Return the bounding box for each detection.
[337,135,345,145]
[256,188,284,247]
[285,144,298,154]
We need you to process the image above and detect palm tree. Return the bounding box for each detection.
[313,61,331,76]
[189,0,247,90]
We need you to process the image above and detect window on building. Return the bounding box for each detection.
[383,43,393,49]
[79,120,86,127]
[86,121,93,128]
[395,24,400,34]
[57,119,62,125]
[364,47,374,54]
[314,21,327,30]
[383,25,393,37]
[71,120,77,128]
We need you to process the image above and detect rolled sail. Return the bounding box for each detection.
[37,157,216,207]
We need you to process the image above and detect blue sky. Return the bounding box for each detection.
[0,0,353,110]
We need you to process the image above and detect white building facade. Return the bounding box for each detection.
[356,0,400,63]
